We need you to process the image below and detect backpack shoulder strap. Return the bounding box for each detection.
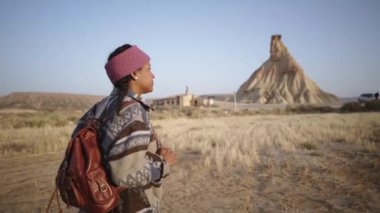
[94,96,111,121]
[95,98,108,120]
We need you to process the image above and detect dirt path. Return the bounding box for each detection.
[0,152,65,212]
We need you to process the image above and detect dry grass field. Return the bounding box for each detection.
[0,110,379,212]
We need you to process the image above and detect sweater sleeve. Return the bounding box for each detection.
[106,102,169,189]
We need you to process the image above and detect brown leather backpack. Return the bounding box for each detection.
[53,119,120,213]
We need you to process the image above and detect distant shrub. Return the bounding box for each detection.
[286,105,336,114]
[67,115,79,122]
[272,108,286,115]
[364,100,380,111]
[340,102,364,112]
[231,109,262,116]
[299,142,317,150]
[184,108,202,118]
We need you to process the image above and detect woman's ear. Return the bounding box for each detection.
[131,72,138,80]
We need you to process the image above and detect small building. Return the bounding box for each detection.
[193,96,215,107]
[150,87,216,108]
[151,87,194,108]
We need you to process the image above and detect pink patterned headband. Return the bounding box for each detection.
[105,45,150,84]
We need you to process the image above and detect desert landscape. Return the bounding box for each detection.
[0,97,379,212]
[2,0,379,212]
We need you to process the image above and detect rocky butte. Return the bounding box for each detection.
[236,35,338,104]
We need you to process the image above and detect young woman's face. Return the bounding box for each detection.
[135,62,155,94]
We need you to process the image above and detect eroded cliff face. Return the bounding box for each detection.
[237,35,338,104]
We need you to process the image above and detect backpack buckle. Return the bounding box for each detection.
[100,183,108,192]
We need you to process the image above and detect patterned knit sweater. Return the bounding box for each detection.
[74,91,170,213]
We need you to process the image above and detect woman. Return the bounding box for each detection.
[75,44,176,212]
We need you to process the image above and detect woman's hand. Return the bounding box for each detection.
[158,148,176,166]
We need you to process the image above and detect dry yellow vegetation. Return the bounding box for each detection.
[0,111,379,212]
[157,113,379,168]
[0,110,81,156]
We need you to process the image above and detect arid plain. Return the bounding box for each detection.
[0,108,379,212]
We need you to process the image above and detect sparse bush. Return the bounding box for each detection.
[286,105,336,114]
[232,109,261,116]
[272,108,286,115]
[364,100,380,111]
[67,115,79,122]
[184,108,202,118]
[340,102,364,112]
[299,142,317,150]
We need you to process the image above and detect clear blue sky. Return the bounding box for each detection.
[1,0,379,98]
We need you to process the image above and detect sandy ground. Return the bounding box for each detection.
[0,139,379,213]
